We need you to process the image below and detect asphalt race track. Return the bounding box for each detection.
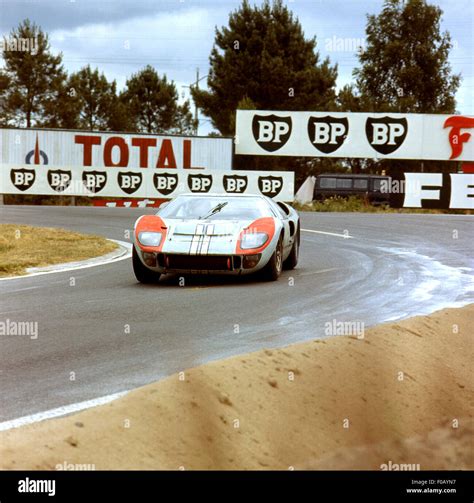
[1,206,473,422]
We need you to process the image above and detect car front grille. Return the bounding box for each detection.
[161,254,234,271]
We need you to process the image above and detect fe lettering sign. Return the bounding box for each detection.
[401,173,473,209]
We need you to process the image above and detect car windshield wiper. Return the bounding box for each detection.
[199,202,228,220]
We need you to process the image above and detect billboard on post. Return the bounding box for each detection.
[0,128,233,170]
[0,128,296,201]
[235,110,474,161]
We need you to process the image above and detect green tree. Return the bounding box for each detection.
[68,65,117,131]
[0,72,11,126]
[107,96,135,132]
[121,65,192,134]
[354,0,461,177]
[169,101,197,135]
[354,0,460,113]
[192,0,338,136]
[336,84,362,113]
[40,78,81,129]
[1,19,66,127]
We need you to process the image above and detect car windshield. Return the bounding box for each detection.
[158,196,270,220]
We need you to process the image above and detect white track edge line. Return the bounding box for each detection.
[0,391,129,431]
[302,228,353,239]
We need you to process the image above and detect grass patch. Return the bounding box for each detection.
[292,196,472,214]
[0,225,118,277]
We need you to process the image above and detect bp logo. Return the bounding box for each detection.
[252,114,292,152]
[10,168,36,191]
[25,134,49,165]
[188,174,213,193]
[118,172,142,195]
[223,174,248,193]
[82,171,107,193]
[48,170,72,193]
[307,116,349,154]
[365,116,408,154]
[153,172,178,196]
[258,175,283,198]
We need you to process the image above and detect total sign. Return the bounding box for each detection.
[0,128,233,170]
[236,110,474,161]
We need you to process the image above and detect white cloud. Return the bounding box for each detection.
[4,0,470,136]
[50,7,223,90]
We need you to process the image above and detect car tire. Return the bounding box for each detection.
[283,224,300,270]
[261,235,283,281]
[132,246,161,284]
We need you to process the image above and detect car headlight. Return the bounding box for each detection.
[240,232,268,249]
[138,231,162,247]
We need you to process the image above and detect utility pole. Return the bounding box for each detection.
[183,68,207,136]
[194,68,199,135]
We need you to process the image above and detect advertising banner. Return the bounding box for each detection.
[236,110,474,161]
[1,165,295,201]
[0,128,233,170]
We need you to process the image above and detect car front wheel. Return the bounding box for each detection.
[261,235,283,281]
[132,246,161,284]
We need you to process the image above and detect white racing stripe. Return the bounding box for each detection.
[0,239,132,281]
[190,224,205,255]
[200,224,214,254]
[302,228,353,239]
[0,391,128,431]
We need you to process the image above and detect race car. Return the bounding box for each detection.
[132,193,300,283]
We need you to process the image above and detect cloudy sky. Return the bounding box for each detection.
[1,0,472,134]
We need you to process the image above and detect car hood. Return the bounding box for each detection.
[162,218,256,255]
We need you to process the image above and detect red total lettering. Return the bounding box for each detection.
[104,137,130,167]
[156,139,177,169]
[183,139,204,169]
[132,138,157,168]
[183,139,191,169]
[75,135,101,166]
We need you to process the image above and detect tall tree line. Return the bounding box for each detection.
[1,0,462,183]
[192,0,460,181]
[0,20,196,134]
